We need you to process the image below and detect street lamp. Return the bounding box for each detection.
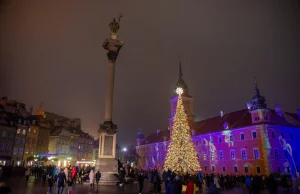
[122,147,127,152]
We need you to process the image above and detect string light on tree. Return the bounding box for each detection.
[164,87,201,174]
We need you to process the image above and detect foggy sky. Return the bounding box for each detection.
[1,0,300,147]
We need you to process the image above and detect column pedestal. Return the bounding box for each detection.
[96,121,119,185]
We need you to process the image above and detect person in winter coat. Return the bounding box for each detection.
[67,175,73,194]
[151,169,161,194]
[57,170,66,194]
[186,178,195,194]
[71,166,77,181]
[64,168,69,181]
[95,169,101,188]
[25,168,31,186]
[47,174,54,194]
[209,183,219,194]
[167,180,181,194]
[89,169,95,189]
[138,171,145,194]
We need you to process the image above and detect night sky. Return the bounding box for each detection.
[1,1,299,147]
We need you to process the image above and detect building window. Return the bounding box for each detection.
[195,140,198,146]
[274,149,278,160]
[234,165,238,173]
[204,166,207,171]
[218,136,222,143]
[252,131,257,139]
[219,151,224,160]
[272,131,275,138]
[256,166,261,174]
[281,132,284,138]
[28,128,31,132]
[203,152,207,160]
[17,129,21,134]
[210,151,215,160]
[240,133,244,140]
[230,150,235,160]
[2,131,6,137]
[33,129,36,134]
[244,166,248,173]
[229,135,233,142]
[277,166,281,173]
[203,139,206,145]
[222,165,226,172]
[212,165,215,172]
[22,129,26,135]
[241,149,247,160]
[290,134,293,140]
[254,149,260,159]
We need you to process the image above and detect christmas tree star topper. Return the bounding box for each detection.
[176,87,183,95]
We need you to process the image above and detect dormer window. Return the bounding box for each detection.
[223,122,229,130]
[247,102,252,110]
[32,120,36,125]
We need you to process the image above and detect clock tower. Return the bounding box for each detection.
[169,61,195,135]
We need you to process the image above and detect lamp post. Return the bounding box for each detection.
[121,147,127,163]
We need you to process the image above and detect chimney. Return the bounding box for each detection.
[275,104,282,117]
[220,111,224,117]
[297,109,300,119]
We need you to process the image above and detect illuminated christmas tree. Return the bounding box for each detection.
[164,87,201,174]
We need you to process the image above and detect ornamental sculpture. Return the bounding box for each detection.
[109,14,123,34]
[99,121,118,135]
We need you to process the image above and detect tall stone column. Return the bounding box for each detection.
[95,15,124,185]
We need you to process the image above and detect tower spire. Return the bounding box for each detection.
[250,77,267,110]
[254,77,260,96]
[178,55,183,78]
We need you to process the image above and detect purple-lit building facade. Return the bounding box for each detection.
[136,66,300,177]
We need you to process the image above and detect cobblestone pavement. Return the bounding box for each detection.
[5,176,296,194]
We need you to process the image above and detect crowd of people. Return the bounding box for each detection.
[24,164,102,194]
[2,162,300,194]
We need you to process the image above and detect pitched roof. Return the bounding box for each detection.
[141,108,300,145]
[144,129,170,145]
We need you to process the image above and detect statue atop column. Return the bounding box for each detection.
[109,14,123,34]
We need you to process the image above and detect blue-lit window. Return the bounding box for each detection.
[241,149,247,160]
[218,136,222,143]
[230,135,233,142]
[212,165,215,172]
[230,150,235,160]
[234,166,238,173]
[281,132,284,138]
[240,133,244,140]
[222,166,226,172]
[244,166,248,173]
[277,166,281,173]
[274,149,278,160]
[254,149,260,159]
[204,166,207,171]
[252,131,257,139]
[272,131,275,138]
[219,151,224,160]
[290,134,293,140]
